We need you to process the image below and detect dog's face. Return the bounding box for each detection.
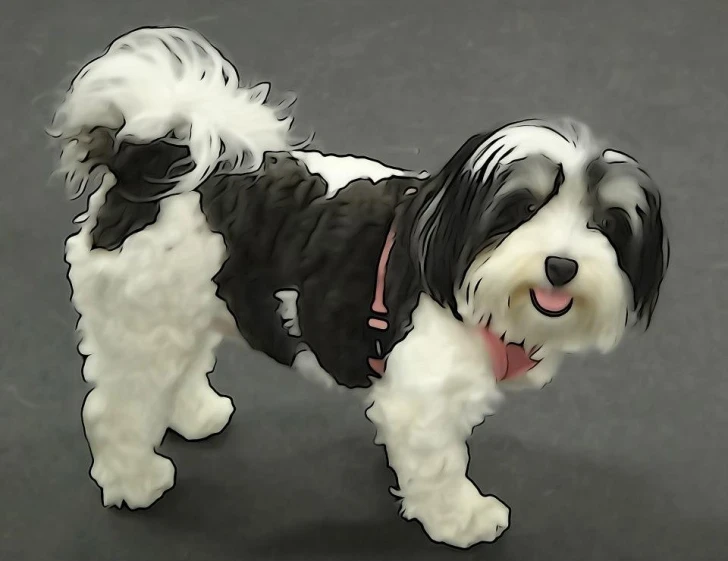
[412,119,668,361]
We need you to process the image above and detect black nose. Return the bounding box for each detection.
[545,256,579,287]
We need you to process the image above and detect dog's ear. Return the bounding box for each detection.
[588,153,670,328]
[632,174,669,328]
[407,131,505,316]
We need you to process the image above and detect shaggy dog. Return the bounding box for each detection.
[48,26,668,548]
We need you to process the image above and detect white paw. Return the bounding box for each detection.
[170,394,234,440]
[91,453,176,509]
[404,487,510,548]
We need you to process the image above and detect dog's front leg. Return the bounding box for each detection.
[367,375,509,548]
[365,298,509,548]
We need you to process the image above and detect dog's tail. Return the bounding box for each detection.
[48,26,308,200]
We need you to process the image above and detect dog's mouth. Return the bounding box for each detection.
[529,288,573,318]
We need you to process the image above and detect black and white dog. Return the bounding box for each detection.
[48,26,669,548]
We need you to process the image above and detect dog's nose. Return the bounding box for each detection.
[545,256,579,287]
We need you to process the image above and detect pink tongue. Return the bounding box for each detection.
[480,329,537,382]
[532,288,572,312]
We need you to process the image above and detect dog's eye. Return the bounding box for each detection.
[510,193,537,213]
[510,199,536,219]
[598,208,632,244]
[488,192,540,235]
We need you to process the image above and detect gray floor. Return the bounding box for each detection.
[2,0,727,559]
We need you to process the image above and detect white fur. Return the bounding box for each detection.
[458,192,631,357]
[274,289,302,337]
[48,26,303,200]
[469,119,595,179]
[366,294,510,548]
[68,184,233,507]
[51,26,648,549]
[293,150,429,197]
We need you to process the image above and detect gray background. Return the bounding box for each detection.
[2,0,727,560]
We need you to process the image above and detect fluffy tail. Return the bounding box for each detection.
[48,26,308,199]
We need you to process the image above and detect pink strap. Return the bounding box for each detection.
[371,229,396,315]
[366,225,396,376]
[368,357,385,376]
[366,186,418,377]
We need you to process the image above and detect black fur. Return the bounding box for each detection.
[88,141,429,389]
[586,156,669,326]
[89,141,188,250]
[197,153,427,388]
[401,131,564,319]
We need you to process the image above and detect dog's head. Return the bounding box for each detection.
[410,118,669,364]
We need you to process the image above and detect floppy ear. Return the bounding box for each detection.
[633,175,670,328]
[587,154,670,328]
[406,132,502,316]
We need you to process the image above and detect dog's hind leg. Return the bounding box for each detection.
[79,352,179,509]
[167,343,235,441]
[50,25,304,509]
[68,190,232,509]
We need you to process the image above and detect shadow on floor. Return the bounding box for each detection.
[101,431,726,561]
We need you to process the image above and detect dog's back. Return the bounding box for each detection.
[85,132,419,385]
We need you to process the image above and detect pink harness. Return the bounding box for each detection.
[366,227,396,376]
[365,226,538,381]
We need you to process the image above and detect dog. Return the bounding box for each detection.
[47,26,669,548]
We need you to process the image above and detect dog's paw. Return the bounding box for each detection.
[403,485,510,548]
[91,453,175,509]
[170,392,234,441]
